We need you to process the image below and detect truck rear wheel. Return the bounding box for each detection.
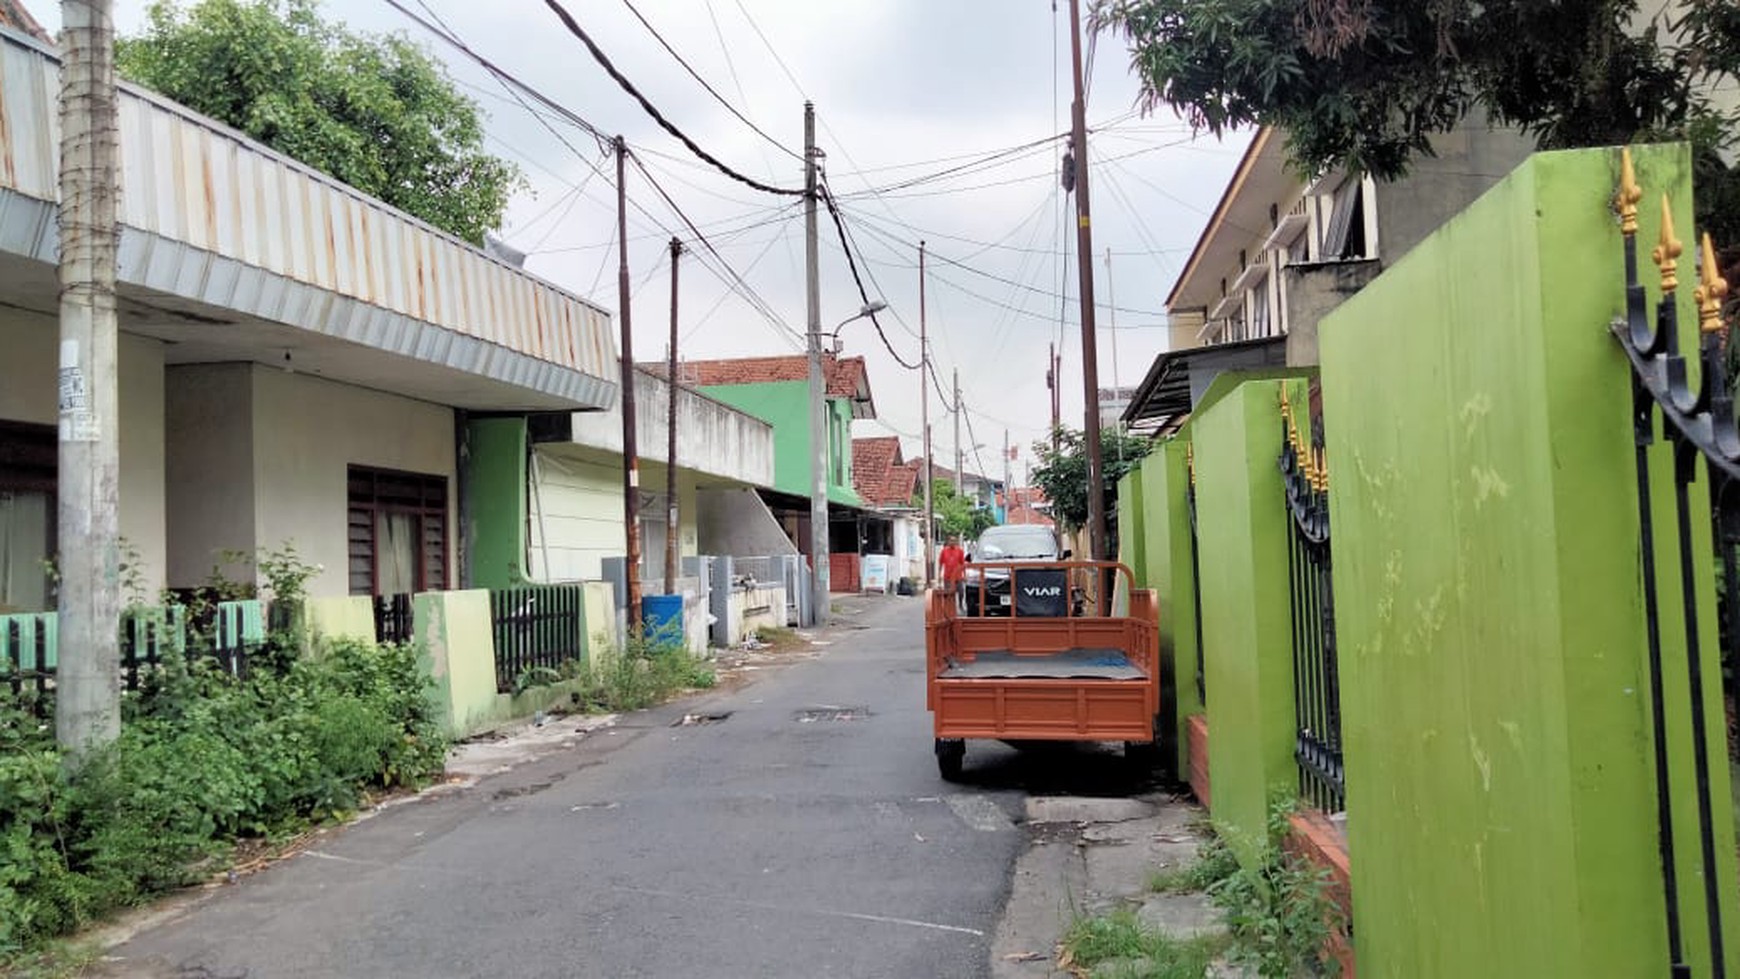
[935,738,966,781]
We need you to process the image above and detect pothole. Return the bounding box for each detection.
[794,705,871,723]
[672,710,734,727]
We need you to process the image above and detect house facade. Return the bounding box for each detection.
[1123,119,1534,432]
[0,25,619,611]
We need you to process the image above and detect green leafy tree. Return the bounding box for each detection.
[921,480,995,542]
[1029,426,1153,532]
[118,0,520,245]
[1091,0,1740,245]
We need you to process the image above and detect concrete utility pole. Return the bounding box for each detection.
[953,368,964,496]
[615,136,643,622]
[804,102,829,626]
[1067,0,1108,569]
[664,237,682,596]
[56,0,122,756]
[920,240,933,589]
[1003,429,1011,526]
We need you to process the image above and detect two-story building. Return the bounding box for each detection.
[1123,119,1533,433]
[664,354,883,590]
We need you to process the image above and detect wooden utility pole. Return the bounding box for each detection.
[1067,0,1108,568]
[56,0,122,755]
[1048,343,1061,453]
[920,240,934,589]
[664,237,682,596]
[804,102,829,626]
[615,136,642,621]
[1107,247,1123,465]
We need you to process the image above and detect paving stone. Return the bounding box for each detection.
[1025,795,1157,824]
[1135,892,1227,942]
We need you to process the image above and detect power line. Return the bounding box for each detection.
[817,184,922,370]
[728,0,808,98]
[842,208,1171,318]
[539,0,803,196]
[627,150,803,346]
[616,0,801,161]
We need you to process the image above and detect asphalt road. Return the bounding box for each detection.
[104,594,1136,979]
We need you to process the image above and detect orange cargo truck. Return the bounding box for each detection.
[925,560,1163,780]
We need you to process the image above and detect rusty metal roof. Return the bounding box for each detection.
[0,27,617,410]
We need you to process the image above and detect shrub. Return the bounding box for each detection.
[0,636,448,959]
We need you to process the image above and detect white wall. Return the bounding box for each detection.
[249,367,455,598]
[165,363,256,585]
[0,310,168,597]
[528,447,622,582]
[527,447,703,584]
[695,487,798,557]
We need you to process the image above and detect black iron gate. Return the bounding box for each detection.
[1280,385,1345,814]
[1187,443,1207,705]
[1611,151,1730,979]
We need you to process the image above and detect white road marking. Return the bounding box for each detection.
[611,884,985,937]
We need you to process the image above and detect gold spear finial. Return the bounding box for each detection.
[1697,232,1730,335]
[1654,194,1683,293]
[1617,147,1642,236]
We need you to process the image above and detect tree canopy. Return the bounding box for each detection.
[1092,0,1740,242]
[922,480,995,542]
[1029,427,1153,533]
[118,0,519,245]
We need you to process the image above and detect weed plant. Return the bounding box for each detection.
[0,636,447,960]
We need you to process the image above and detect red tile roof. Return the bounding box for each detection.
[676,353,870,401]
[851,436,920,508]
[0,0,51,42]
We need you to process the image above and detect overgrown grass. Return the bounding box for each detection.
[752,625,806,652]
[1148,832,1240,894]
[1207,797,1342,978]
[1061,909,1225,979]
[0,637,449,962]
[518,630,717,714]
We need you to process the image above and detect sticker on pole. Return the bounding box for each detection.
[58,339,97,441]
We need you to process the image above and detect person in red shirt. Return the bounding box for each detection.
[939,536,967,605]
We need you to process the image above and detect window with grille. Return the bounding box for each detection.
[347,466,449,596]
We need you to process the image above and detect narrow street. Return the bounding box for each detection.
[97,596,1155,979]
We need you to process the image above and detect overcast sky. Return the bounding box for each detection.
[39,0,1248,482]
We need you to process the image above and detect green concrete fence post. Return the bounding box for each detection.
[1320,144,1737,977]
[1191,374,1308,862]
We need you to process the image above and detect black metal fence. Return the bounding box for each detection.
[1,613,54,711]
[1279,386,1345,814]
[373,593,415,645]
[489,585,587,693]
[1186,444,1207,705]
[1610,155,1729,978]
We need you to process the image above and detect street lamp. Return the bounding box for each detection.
[809,298,887,627]
[827,300,888,353]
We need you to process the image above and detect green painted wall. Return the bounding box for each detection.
[699,381,862,506]
[306,595,374,643]
[1320,144,1737,977]
[414,587,601,739]
[1117,465,1146,593]
[465,417,528,590]
[1190,375,1304,861]
[1138,437,1202,778]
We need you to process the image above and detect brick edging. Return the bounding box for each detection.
[1286,808,1356,978]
